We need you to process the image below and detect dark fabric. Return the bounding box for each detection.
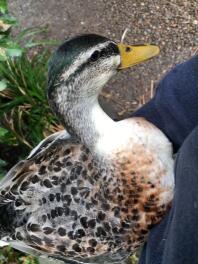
[133,55,198,152]
[131,55,198,264]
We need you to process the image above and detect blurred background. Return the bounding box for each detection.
[0,0,197,263]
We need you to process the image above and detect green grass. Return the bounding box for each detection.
[0,51,59,149]
[0,1,61,262]
[0,0,60,174]
[0,246,38,264]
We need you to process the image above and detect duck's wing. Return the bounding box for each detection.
[0,130,71,203]
[0,129,98,261]
[0,128,136,262]
[9,240,83,264]
[10,239,130,264]
[0,129,83,260]
[28,130,70,159]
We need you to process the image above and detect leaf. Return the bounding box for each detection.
[0,80,7,91]
[5,48,23,58]
[0,14,17,25]
[0,19,11,32]
[16,26,48,41]
[0,0,8,14]
[24,39,60,48]
[0,47,7,60]
[0,158,6,167]
[0,127,8,137]
[0,39,20,48]
[0,34,7,40]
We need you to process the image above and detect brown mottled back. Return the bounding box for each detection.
[0,122,174,263]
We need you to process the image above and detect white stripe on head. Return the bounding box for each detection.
[60,41,114,81]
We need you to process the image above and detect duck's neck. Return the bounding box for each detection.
[52,94,116,154]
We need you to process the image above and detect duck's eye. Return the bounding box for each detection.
[90,50,100,62]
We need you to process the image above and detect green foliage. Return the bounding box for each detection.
[0,0,58,62]
[0,1,21,61]
[130,254,138,264]
[0,246,38,264]
[0,0,60,261]
[0,52,59,150]
[0,0,7,14]
[0,158,7,179]
[0,126,7,137]
[0,0,61,159]
[0,79,7,90]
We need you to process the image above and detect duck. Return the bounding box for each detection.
[0,34,174,264]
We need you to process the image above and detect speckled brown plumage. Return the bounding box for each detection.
[0,118,173,262]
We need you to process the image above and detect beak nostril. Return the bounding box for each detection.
[125,46,132,52]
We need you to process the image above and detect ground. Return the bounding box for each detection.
[8,0,197,119]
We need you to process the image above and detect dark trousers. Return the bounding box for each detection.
[139,125,198,264]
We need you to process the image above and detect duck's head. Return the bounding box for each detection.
[48,34,159,103]
[47,34,159,147]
